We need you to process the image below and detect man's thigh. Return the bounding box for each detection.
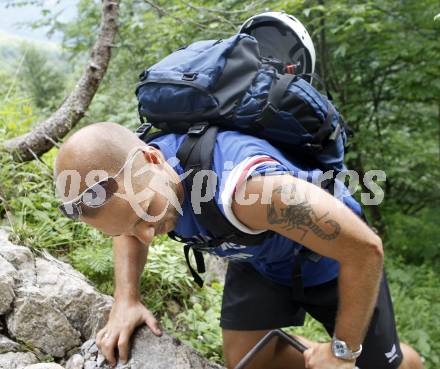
[222,329,305,369]
[220,261,305,330]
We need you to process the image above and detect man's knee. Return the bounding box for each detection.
[222,329,305,369]
[223,329,274,369]
[398,343,424,369]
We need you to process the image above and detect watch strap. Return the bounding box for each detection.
[332,335,363,361]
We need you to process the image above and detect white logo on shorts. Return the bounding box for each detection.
[385,344,399,363]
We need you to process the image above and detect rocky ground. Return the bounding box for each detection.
[0,229,225,369]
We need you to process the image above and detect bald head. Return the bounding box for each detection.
[54,122,183,238]
[54,122,147,200]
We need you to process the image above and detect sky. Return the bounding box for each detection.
[0,0,78,43]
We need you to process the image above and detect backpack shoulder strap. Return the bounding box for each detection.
[177,124,271,246]
[256,72,296,127]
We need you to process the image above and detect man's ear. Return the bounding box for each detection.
[142,146,161,165]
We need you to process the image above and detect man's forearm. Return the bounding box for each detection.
[113,235,149,301]
[335,247,383,350]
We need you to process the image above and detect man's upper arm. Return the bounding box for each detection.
[231,174,383,263]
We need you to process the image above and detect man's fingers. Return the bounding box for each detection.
[95,328,106,348]
[303,345,319,369]
[144,312,162,336]
[100,332,119,367]
[303,347,312,368]
[118,333,130,364]
[292,335,314,349]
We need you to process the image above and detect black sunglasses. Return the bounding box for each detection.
[58,177,119,220]
[58,148,143,220]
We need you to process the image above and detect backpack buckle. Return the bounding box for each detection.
[328,123,342,141]
[188,122,209,136]
[256,102,278,127]
[135,123,152,140]
[303,142,323,152]
[182,72,198,81]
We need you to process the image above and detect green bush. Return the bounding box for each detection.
[386,255,440,368]
[385,208,440,264]
[163,281,224,362]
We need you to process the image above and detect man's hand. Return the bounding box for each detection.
[304,342,357,369]
[96,234,154,366]
[96,299,162,367]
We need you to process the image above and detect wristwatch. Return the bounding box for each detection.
[331,335,363,361]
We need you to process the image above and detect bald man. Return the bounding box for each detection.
[54,122,423,369]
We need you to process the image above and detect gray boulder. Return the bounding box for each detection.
[23,364,66,369]
[65,354,84,369]
[72,329,225,369]
[0,334,21,354]
[0,255,17,314]
[0,229,36,286]
[35,256,113,339]
[0,351,38,369]
[6,286,82,358]
[0,229,225,368]
[1,234,112,358]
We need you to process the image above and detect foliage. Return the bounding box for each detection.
[384,207,440,264]
[1,0,440,367]
[162,281,224,362]
[18,42,67,111]
[386,255,440,367]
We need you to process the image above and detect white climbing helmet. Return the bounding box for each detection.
[239,11,316,79]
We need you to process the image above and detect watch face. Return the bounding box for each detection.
[333,340,347,357]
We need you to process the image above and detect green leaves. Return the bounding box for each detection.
[163,280,224,363]
[386,256,440,366]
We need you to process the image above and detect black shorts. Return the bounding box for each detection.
[220,261,403,369]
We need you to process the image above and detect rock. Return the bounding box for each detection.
[0,255,17,314]
[6,287,81,358]
[84,361,97,369]
[0,229,36,286]
[35,256,113,339]
[0,334,21,354]
[0,351,38,369]
[23,364,66,369]
[0,229,225,369]
[65,353,84,369]
[81,339,96,353]
[129,328,224,369]
[78,328,225,369]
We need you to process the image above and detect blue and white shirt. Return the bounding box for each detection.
[149,130,363,287]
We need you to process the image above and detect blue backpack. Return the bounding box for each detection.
[136,33,351,174]
[135,33,353,285]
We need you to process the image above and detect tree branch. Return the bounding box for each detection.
[2,0,120,162]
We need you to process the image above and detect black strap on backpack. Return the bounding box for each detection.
[256,73,296,128]
[175,123,272,286]
[176,123,271,245]
[256,71,342,154]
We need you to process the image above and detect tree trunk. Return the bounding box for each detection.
[2,0,119,162]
